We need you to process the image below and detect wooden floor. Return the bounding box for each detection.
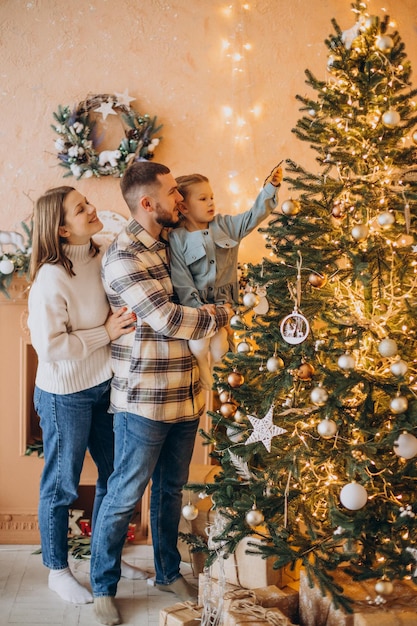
[0,543,198,625]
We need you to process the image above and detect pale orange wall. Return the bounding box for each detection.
[1,0,416,264]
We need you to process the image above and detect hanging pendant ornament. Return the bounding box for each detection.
[219,401,237,418]
[228,370,245,388]
[245,504,264,527]
[317,418,337,439]
[338,352,356,371]
[390,359,408,377]
[266,343,284,372]
[374,578,394,596]
[281,198,301,216]
[340,482,368,510]
[230,312,243,327]
[0,258,15,275]
[297,361,315,380]
[382,109,401,128]
[390,394,408,415]
[182,502,199,521]
[237,339,251,354]
[280,251,310,345]
[242,287,259,309]
[394,432,417,459]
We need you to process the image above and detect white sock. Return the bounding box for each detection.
[48,567,93,604]
[120,558,149,580]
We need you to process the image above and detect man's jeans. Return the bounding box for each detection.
[34,380,114,570]
[90,412,199,597]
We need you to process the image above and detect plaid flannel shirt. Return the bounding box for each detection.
[102,218,228,422]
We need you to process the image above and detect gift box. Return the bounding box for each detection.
[253,585,299,624]
[198,571,242,608]
[299,568,417,626]
[159,601,202,626]
[223,601,294,625]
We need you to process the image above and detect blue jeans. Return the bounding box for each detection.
[34,380,114,570]
[90,412,199,597]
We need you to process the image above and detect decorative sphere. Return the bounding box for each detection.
[378,338,398,358]
[376,35,393,52]
[377,211,395,228]
[233,409,246,423]
[226,425,245,443]
[308,108,316,117]
[394,432,417,459]
[351,224,369,241]
[0,259,15,275]
[390,359,408,377]
[297,362,315,380]
[218,390,231,403]
[253,297,269,315]
[228,371,245,388]
[317,418,338,439]
[242,291,259,308]
[281,199,301,216]
[182,503,199,521]
[332,206,345,219]
[266,355,284,372]
[382,109,401,128]
[310,386,329,406]
[219,402,237,418]
[245,508,264,527]
[338,353,356,371]
[375,579,394,596]
[327,54,336,69]
[390,395,408,414]
[237,341,251,354]
[308,273,327,288]
[230,314,243,327]
[340,482,368,510]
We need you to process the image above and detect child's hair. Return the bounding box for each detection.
[30,186,99,282]
[175,174,209,201]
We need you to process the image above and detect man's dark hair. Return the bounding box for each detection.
[121,161,170,213]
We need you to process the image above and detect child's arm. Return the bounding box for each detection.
[263,160,283,187]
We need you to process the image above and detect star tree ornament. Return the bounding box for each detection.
[245,405,287,452]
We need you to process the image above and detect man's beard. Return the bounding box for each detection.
[154,202,180,229]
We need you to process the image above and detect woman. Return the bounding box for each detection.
[28,186,137,604]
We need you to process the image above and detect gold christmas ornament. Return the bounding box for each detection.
[376,35,393,52]
[378,338,398,358]
[382,109,401,128]
[297,362,315,380]
[281,199,301,216]
[219,401,237,418]
[227,371,245,388]
[351,223,369,241]
[390,395,408,414]
[218,390,231,404]
[242,291,259,308]
[374,579,394,596]
[308,273,327,288]
[317,418,337,439]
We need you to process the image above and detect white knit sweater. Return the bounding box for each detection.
[28,243,112,394]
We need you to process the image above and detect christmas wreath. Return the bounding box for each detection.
[52,92,162,179]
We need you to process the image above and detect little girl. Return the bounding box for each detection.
[169,165,282,389]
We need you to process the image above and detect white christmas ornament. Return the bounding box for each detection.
[182,503,199,521]
[310,386,329,406]
[230,314,243,327]
[375,579,394,596]
[382,109,401,128]
[0,258,15,275]
[390,359,408,377]
[245,405,287,452]
[266,355,284,372]
[338,353,355,371]
[281,199,300,216]
[245,506,264,527]
[280,311,310,345]
[378,338,398,358]
[394,432,417,459]
[390,395,408,414]
[242,291,259,308]
[376,35,393,52]
[351,224,369,241]
[237,340,251,354]
[340,482,368,510]
[317,418,337,439]
[377,211,395,228]
[226,425,246,443]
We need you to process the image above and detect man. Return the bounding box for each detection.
[90,161,231,626]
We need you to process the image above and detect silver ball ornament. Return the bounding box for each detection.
[382,109,401,128]
[266,355,284,372]
[0,259,15,275]
[377,211,395,229]
[390,395,408,414]
[230,314,243,327]
[394,432,417,459]
[182,503,199,521]
[243,291,259,308]
[378,338,398,358]
[226,425,245,443]
[376,35,393,52]
[317,418,337,439]
[351,224,369,241]
[338,353,355,371]
[310,386,329,406]
[375,579,394,596]
[245,507,264,527]
[237,341,251,354]
[281,199,301,216]
[390,359,408,377]
[339,482,368,510]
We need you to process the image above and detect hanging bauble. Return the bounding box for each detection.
[310,385,329,406]
[280,311,310,345]
[228,371,245,388]
[182,503,199,521]
[376,35,393,52]
[382,109,401,128]
[253,296,269,315]
[230,313,243,327]
[218,389,231,403]
[281,199,301,216]
[219,401,237,418]
[0,258,15,275]
[332,205,345,219]
[237,340,251,354]
[233,409,246,423]
[242,291,259,308]
[245,505,264,527]
[374,579,394,596]
[308,273,327,288]
[390,395,408,415]
[226,425,246,443]
[297,362,315,380]
[317,418,337,439]
[378,338,398,358]
[340,482,368,510]
[394,432,417,459]
[351,224,369,241]
[266,354,284,372]
[390,359,408,377]
[377,211,395,229]
[338,353,356,371]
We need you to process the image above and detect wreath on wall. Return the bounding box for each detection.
[52,92,162,179]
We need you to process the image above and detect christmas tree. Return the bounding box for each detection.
[184,0,417,611]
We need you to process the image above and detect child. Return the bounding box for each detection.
[169,164,282,389]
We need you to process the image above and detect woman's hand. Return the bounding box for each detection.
[105,307,136,340]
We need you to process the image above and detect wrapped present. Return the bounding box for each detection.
[253,585,299,624]
[198,571,242,608]
[299,567,417,626]
[223,599,295,625]
[159,601,202,626]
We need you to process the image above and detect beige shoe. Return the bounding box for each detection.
[156,575,198,603]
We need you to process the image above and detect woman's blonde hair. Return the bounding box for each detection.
[30,186,99,282]
[175,174,209,201]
